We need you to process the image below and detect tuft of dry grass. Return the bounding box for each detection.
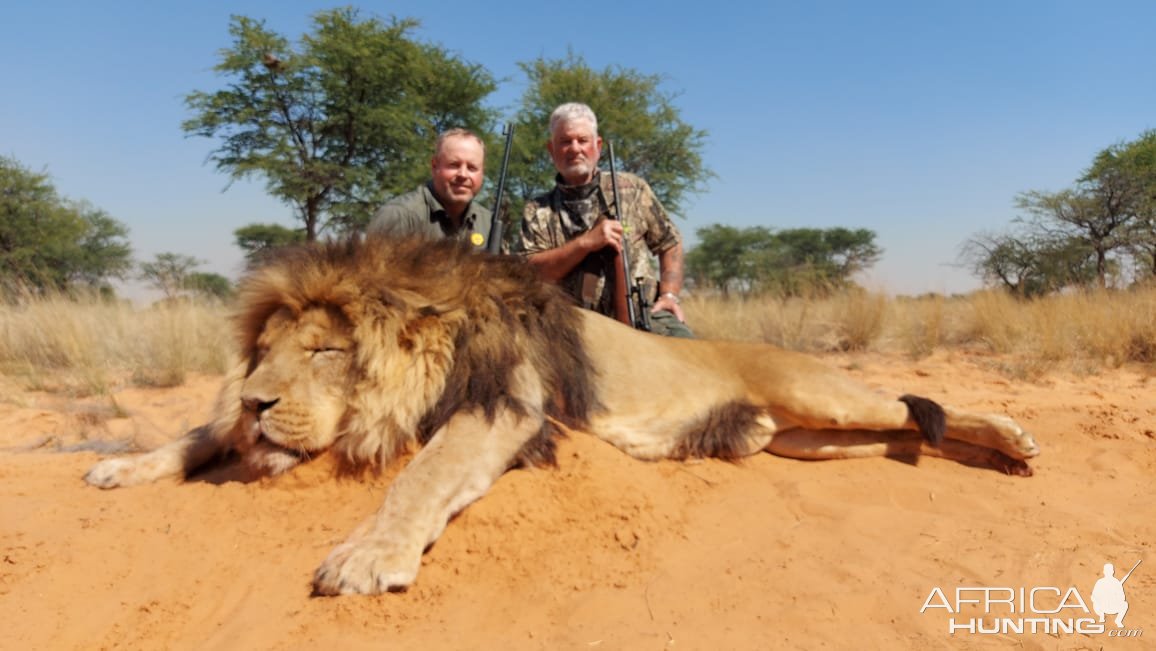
[894,294,946,359]
[830,289,888,351]
[0,294,232,396]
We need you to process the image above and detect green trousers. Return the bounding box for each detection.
[648,310,695,339]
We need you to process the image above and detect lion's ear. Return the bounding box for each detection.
[357,287,440,315]
[345,289,406,326]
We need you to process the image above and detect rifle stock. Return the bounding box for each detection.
[486,124,515,254]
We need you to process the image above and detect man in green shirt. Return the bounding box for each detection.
[368,128,497,251]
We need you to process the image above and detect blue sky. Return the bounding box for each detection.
[3,1,1154,296]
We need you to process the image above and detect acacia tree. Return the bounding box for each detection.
[1014,182,1133,289]
[685,224,772,294]
[139,253,203,301]
[686,224,881,296]
[184,8,497,240]
[963,129,1154,294]
[747,227,882,296]
[959,230,1099,297]
[0,156,132,296]
[507,52,711,220]
[233,223,305,267]
[1085,130,1156,281]
[184,272,235,301]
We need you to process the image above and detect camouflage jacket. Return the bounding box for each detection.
[520,170,681,315]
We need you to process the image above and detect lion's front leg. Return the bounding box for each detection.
[312,407,543,596]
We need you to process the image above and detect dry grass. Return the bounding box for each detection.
[1,285,1153,396]
[686,286,1156,377]
[0,294,232,396]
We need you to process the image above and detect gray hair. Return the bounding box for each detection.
[548,103,598,137]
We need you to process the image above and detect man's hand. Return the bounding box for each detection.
[651,293,686,322]
[580,218,623,253]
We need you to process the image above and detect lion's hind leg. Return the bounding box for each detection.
[765,428,1033,475]
[755,371,1038,470]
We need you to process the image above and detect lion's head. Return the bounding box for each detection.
[218,235,598,473]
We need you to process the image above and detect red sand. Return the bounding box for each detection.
[2,351,1153,650]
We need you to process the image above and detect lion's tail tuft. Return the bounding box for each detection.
[898,394,946,447]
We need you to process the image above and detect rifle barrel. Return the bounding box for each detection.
[487,124,515,254]
[1121,559,1142,584]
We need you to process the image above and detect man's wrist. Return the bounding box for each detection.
[659,291,680,304]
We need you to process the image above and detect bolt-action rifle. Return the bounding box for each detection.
[606,142,651,332]
[486,124,515,254]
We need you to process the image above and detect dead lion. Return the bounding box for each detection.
[85,235,1040,595]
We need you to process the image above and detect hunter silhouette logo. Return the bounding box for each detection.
[1092,560,1141,628]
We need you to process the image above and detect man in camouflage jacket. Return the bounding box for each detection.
[520,103,693,338]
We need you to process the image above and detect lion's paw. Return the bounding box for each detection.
[312,539,421,596]
[84,457,146,489]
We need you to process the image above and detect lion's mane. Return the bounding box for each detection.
[227,235,598,469]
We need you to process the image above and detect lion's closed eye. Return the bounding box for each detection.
[309,343,352,370]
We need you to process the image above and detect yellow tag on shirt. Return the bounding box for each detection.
[470,233,485,247]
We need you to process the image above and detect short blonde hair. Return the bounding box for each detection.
[435,128,485,156]
[548,103,598,138]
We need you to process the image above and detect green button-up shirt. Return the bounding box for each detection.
[368,181,497,251]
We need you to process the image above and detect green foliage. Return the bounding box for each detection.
[508,51,711,218]
[685,224,772,294]
[687,223,881,296]
[234,222,305,266]
[1085,129,1156,280]
[184,8,497,240]
[139,252,203,300]
[0,156,133,297]
[183,272,235,301]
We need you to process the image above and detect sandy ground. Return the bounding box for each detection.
[1,351,1153,650]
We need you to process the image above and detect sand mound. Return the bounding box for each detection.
[1,352,1152,649]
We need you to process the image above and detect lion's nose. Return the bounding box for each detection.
[241,396,279,414]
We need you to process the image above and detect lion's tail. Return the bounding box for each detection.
[898,394,946,447]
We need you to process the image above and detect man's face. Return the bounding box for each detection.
[430,135,485,212]
[547,119,602,185]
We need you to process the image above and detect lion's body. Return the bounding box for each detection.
[86,236,1040,595]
